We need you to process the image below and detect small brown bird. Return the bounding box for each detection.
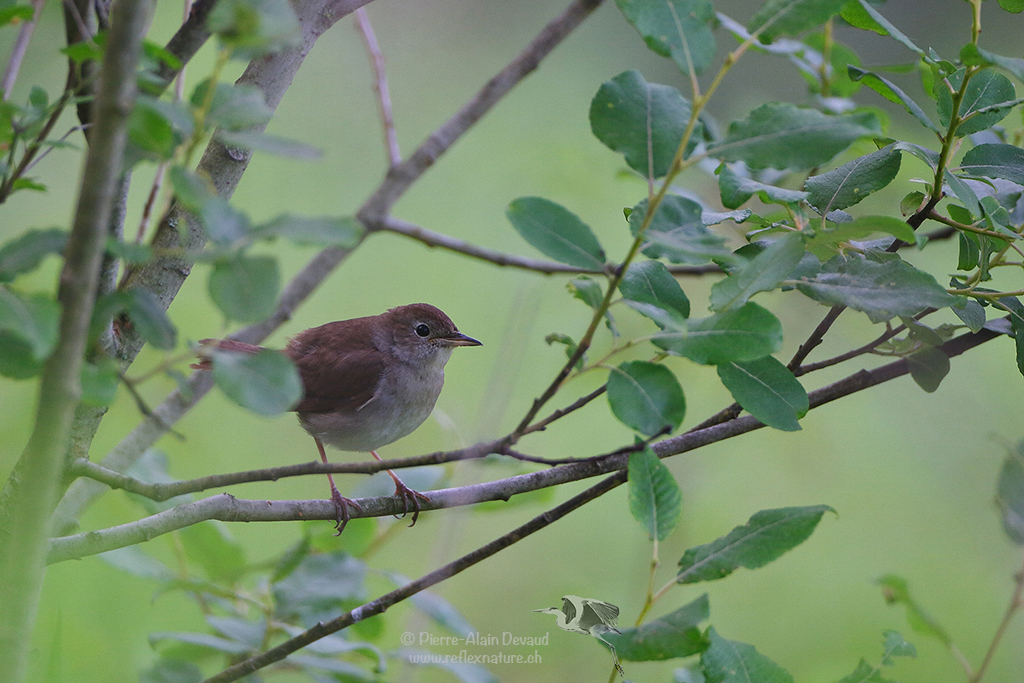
[197,303,481,532]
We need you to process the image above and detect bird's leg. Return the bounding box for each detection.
[370,450,430,526]
[316,437,361,535]
[597,637,625,677]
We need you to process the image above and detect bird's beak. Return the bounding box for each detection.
[444,332,482,347]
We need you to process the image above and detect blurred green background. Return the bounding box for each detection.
[2,0,1024,681]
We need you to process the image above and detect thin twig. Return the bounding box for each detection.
[787,305,845,370]
[354,7,400,167]
[0,0,47,100]
[970,551,1024,683]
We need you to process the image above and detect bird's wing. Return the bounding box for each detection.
[560,597,578,625]
[580,599,619,631]
[287,321,386,414]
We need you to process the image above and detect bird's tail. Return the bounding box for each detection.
[191,339,265,370]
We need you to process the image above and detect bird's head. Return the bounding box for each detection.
[533,607,562,616]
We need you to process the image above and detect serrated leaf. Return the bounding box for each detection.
[710,233,805,311]
[996,442,1024,545]
[848,66,941,132]
[608,360,686,436]
[631,195,734,264]
[937,68,1017,137]
[590,70,697,178]
[211,347,302,415]
[877,575,952,645]
[208,255,280,322]
[654,302,783,365]
[619,259,690,318]
[905,345,950,393]
[748,0,847,41]
[717,356,808,431]
[805,145,902,213]
[677,505,833,583]
[806,215,916,259]
[701,628,795,683]
[255,214,364,247]
[794,255,957,323]
[506,196,606,269]
[603,594,709,661]
[217,130,321,159]
[0,228,66,282]
[708,103,882,170]
[718,164,809,209]
[960,143,1024,184]
[616,0,716,75]
[628,446,683,541]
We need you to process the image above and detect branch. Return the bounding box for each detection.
[0,0,151,677]
[0,0,46,99]
[53,0,608,533]
[199,470,626,683]
[48,325,1006,565]
[353,7,400,167]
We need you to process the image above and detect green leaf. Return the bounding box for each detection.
[999,296,1024,377]
[127,96,192,163]
[718,164,809,209]
[139,658,202,683]
[506,197,606,269]
[707,103,882,170]
[603,595,710,661]
[748,0,847,42]
[836,659,891,683]
[0,228,66,282]
[631,195,734,264]
[806,215,916,259]
[960,43,1024,83]
[710,233,805,311]
[216,130,322,160]
[905,345,950,393]
[937,68,1017,137]
[0,287,59,362]
[701,628,795,683]
[179,521,247,582]
[996,442,1024,544]
[616,0,717,75]
[655,302,783,365]
[211,347,302,415]
[568,276,605,309]
[590,70,696,178]
[273,551,367,621]
[127,288,177,350]
[208,255,280,322]
[960,143,1024,185]
[877,575,952,646]
[677,505,833,583]
[881,630,917,665]
[0,5,36,26]
[608,360,686,436]
[255,214,364,247]
[149,631,252,655]
[191,80,273,130]
[952,297,985,332]
[848,66,941,132]
[717,356,808,431]
[804,144,902,213]
[794,255,957,323]
[100,546,175,581]
[628,446,683,541]
[80,359,120,407]
[998,0,1024,12]
[271,535,312,583]
[626,300,689,332]
[207,0,302,58]
[207,616,266,649]
[848,0,926,58]
[619,259,691,318]
[944,169,981,216]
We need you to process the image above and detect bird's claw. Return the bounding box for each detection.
[330,490,361,536]
[392,481,429,527]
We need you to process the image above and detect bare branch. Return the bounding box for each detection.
[354,7,400,167]
[0,0,47,99]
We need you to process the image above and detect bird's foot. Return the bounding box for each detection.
[330,489,362,536]
[391,478,430,527]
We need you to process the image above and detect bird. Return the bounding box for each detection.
[534,595,626,676]
[195,303,481,533]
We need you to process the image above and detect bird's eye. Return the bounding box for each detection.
[415,323,430,337]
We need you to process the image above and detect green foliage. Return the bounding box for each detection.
[700,627,794,683]
[717,356,808,431]
[627,446,683,541]
[996,441,1024,544]
[608,360,687,436]
[605,595,710,661]
[209,346,302,415]
[615,0,717,76]
[506,196,606,269]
